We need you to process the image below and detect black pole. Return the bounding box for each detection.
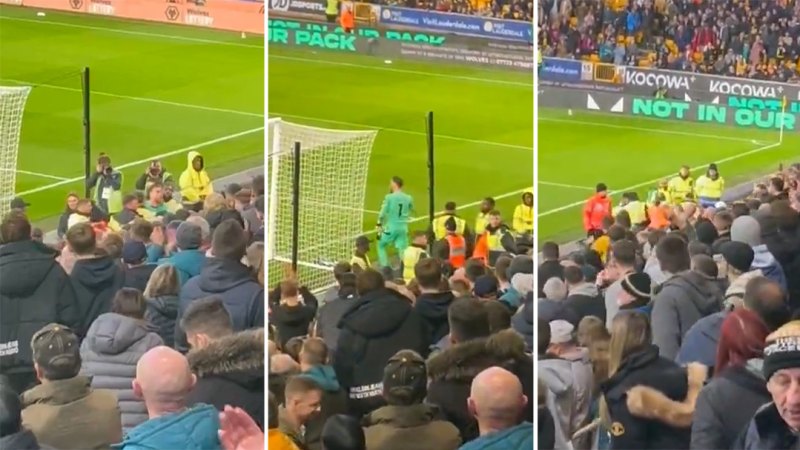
[426,111,435,254]
[291,141,301,273]
[82,67,91,198]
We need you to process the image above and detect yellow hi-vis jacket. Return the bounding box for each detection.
[695,175,725,200]
[432,214,466,240]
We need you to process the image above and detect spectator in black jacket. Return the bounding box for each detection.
[413,258,455,346]
[0,212,80,394]
[426,297,534,443]
[271,279,317,349]
[538,241,564,296]
[143,264,180,348]
[177,219,264,352]
[183,297,264,428]
[66,222,124,337]
[563,265,606,324]
[298,338,347,450]
[121,241,156,293]
[315,272,357,353]
[0,378,45,450]
[56,193,79,240]
[333,269,428,418]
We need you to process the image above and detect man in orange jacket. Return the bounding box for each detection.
[583,183,612,236]
[340,5,355,33]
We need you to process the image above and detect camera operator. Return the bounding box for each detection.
[87,153,123,215]
[135,159,173,193]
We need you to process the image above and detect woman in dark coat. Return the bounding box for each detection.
[600,311,707,450]
[143,264,181,348]
[690,308,771,450]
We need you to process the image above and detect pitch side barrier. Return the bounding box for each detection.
[268,0,533,43]
[268,18,534,72]
[1,0,264,34]
[540,86,797,133]
[540,57,800,113]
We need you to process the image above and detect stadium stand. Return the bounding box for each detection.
[538,162,800,449]
[539,0,800,81]
[382,0,532,20]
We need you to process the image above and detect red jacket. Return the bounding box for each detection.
[583,193,612,231]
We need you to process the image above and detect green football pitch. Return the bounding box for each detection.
[0,6,264,224]
[268,41,534,245]
[538,107,800,244]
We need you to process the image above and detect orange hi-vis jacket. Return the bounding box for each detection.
[340,9,354,29]
[446,234,466,268]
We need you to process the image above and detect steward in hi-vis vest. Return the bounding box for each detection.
[434,216,467,269]
[351,235,372,274]
[401,231,429,283]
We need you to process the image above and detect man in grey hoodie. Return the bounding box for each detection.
[731,215,788,291]
[651,235,723,359]
[538,320,593,450]
[600,240,637,328]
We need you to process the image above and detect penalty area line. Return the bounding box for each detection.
[16,126,264,197]
[0,168,70,181]
[539,180,595,191]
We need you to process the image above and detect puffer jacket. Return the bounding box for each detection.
[80,312,163,431]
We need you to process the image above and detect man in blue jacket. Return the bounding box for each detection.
[176,219,263,353]
[459,366,533,450]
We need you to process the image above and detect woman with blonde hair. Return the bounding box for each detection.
[143,264,181,347]
[599,311,706,450]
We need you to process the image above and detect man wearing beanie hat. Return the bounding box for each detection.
[362,350,461,450]
[696,163,725,208]
[731,215,787,291]
[157,221,207,286]
[736,321,800,449]
[695,220,719,247]
[617,272,652,315]
[121,240,156,293]
[720,241,760,307]
[539,320,592,449]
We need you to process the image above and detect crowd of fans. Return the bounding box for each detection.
[539,0,800,82]
[0,151,266,450]
[537,162,800,449]
[268,204,536,449]
[381,0,533,21]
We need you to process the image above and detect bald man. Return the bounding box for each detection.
[460,367,533,450]
[117,346,223,450]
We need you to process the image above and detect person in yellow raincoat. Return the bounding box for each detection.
[179,151,213,211]
[512,190,534,235]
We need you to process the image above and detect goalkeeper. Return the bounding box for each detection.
[376,176,414,268]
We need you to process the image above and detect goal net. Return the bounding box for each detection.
[0,86,32,220]
[267,118,378,292]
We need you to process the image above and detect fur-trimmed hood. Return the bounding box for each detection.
[427,329,529,382]
[625,362,708,428]
[187,328,264,378]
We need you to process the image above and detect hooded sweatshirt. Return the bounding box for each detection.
[115,404,221,450]
[651,270,723,359]
[731,215,788,290]
[538,348,593,447]
[564,282,606,324]
[178,151,212,204]
[271,301,316,348]
[70,255,124,336]
[300,365,349,450]
[458,422,534,450]
[511,295,534,352]
[414,291,455,346]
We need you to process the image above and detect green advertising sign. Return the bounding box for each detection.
[631,98,795,131]
[267,19,447,51]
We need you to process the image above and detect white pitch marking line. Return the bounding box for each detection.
[270,55,533,88]
[15,126,264,197]
[0,168,70,181]
[539,180,594,191]
[539,141,783,217]
[539,116,761,143]
[2,78,263,119]
[269,112,532,151]
[0,16,263,49]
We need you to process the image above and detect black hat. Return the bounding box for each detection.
[596,183,608,193]
[695,220,719,246]
[121,241,147,264]
[721,241,755,273]
[709,163,718,171]
[31,324,81,380]
[620,272,652,301]
[10,197,29,210]
[473,275,499,298]
[763,322,800,381]
[444,216,457,232]
[383,350,426,404]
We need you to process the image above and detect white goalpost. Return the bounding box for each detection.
[267,118,378,292]
[0,86,32,219]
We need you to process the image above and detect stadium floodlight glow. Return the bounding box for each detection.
[0,86,32,219]
[267,118,378,292]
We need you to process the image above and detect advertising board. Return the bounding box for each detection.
[376,6,532,43]
[4,0,264,33]
[268,19,533,71]
[539,86,798,132]
[267,0,325,16]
